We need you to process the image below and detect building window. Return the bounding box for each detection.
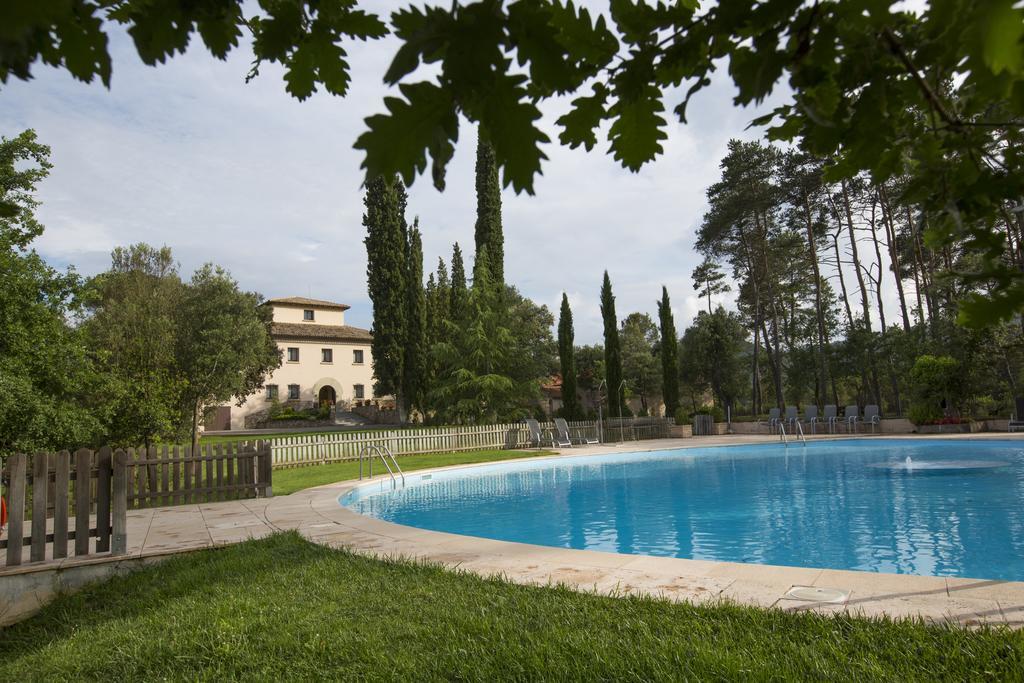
[287,347,299,362]
[288,384,300,400]
[303,309,314,321]
[353,349,364,364]
[321,348,333,363]
[266,384,278,400]
[353,384,365,399]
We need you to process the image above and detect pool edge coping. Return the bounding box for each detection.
[272,433,1024,628]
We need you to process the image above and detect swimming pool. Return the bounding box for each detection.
[341,439,1024,581]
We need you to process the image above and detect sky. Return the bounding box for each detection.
[5,2,804,343]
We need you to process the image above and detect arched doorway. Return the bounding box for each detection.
[318,385,336,407]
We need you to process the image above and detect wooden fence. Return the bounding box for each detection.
[124,442,272,508]
[692,415,716,436]
[269,418,674,469]
[1,449,128,567]
[0,443,273,568]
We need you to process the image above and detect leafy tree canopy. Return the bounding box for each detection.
[5,1,1022,324]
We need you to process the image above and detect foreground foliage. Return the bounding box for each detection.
[6,2,1020,324]
[1,532,1021,681]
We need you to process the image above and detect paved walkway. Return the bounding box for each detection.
[5,434,1024,627]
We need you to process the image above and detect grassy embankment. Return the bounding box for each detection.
[1,532,1021,681]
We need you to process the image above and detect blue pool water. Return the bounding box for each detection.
[341,439,1024,580]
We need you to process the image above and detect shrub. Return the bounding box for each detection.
[674,406,688,424]
[909,355,963,424]
[694,404,725,422]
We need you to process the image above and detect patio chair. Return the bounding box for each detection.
[823,405,838,434]
[765,407,782,433]
[525,419,552,448]
[803,405,820,434]
[552,418,574,448]
[844,405,860,434]
[864,405,881,433]
[784,405,799,430]
[556,417,598,445]
[1010,397,1024,433]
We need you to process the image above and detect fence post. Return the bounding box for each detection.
[111,450,128,555]
[96,446,112,552]
[257,442,272,498]
[74,448,91,556]
[30,453,48,562]
[53,451,70,559]
[4,453,26,566]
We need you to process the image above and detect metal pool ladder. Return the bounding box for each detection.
[358,444,406,487]
[779,421,807,447]
[794,420,807,445]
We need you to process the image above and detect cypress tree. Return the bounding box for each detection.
[363,175,406,416]
[474,132,504,285]
[657,285,680,418]
[600,271,624,418]
[435,257,450,323]
[449,242,469,324]
[403,219,426,417]
[558,293,581,420]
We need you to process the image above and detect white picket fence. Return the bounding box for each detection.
[268,418,673,469]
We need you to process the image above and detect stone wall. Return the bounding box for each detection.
[1,553,176,627]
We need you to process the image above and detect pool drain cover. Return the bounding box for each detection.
[785,586,848,603]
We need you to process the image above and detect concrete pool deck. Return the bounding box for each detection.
[4,433,1024,628]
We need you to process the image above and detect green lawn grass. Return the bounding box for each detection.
[273,449,555,495]
[1,532,1020,681]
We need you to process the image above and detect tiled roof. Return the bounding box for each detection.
[265,296,351,311]
[271,322,372,342]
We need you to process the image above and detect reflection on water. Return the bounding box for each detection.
[347,440,1024,580]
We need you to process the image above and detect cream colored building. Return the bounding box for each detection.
[216,296,376,430]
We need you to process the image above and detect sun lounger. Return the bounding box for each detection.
[844,405,860,433]
[803,405,820,434]
[864,404,881,433]
[525,419,552,448]
[823,405,838,433]
[1010,397,1024,432]
[555,417,598,445]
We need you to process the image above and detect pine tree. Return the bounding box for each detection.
[449,242,469,324]
[363,175,406,415]
[474,132,504,285]
[558,293,581,420]
[691,257,730,314]
[600,271,625,418]
[657,286,680,418]
[403,218,427,417]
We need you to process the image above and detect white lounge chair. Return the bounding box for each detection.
[765,407,782,433]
